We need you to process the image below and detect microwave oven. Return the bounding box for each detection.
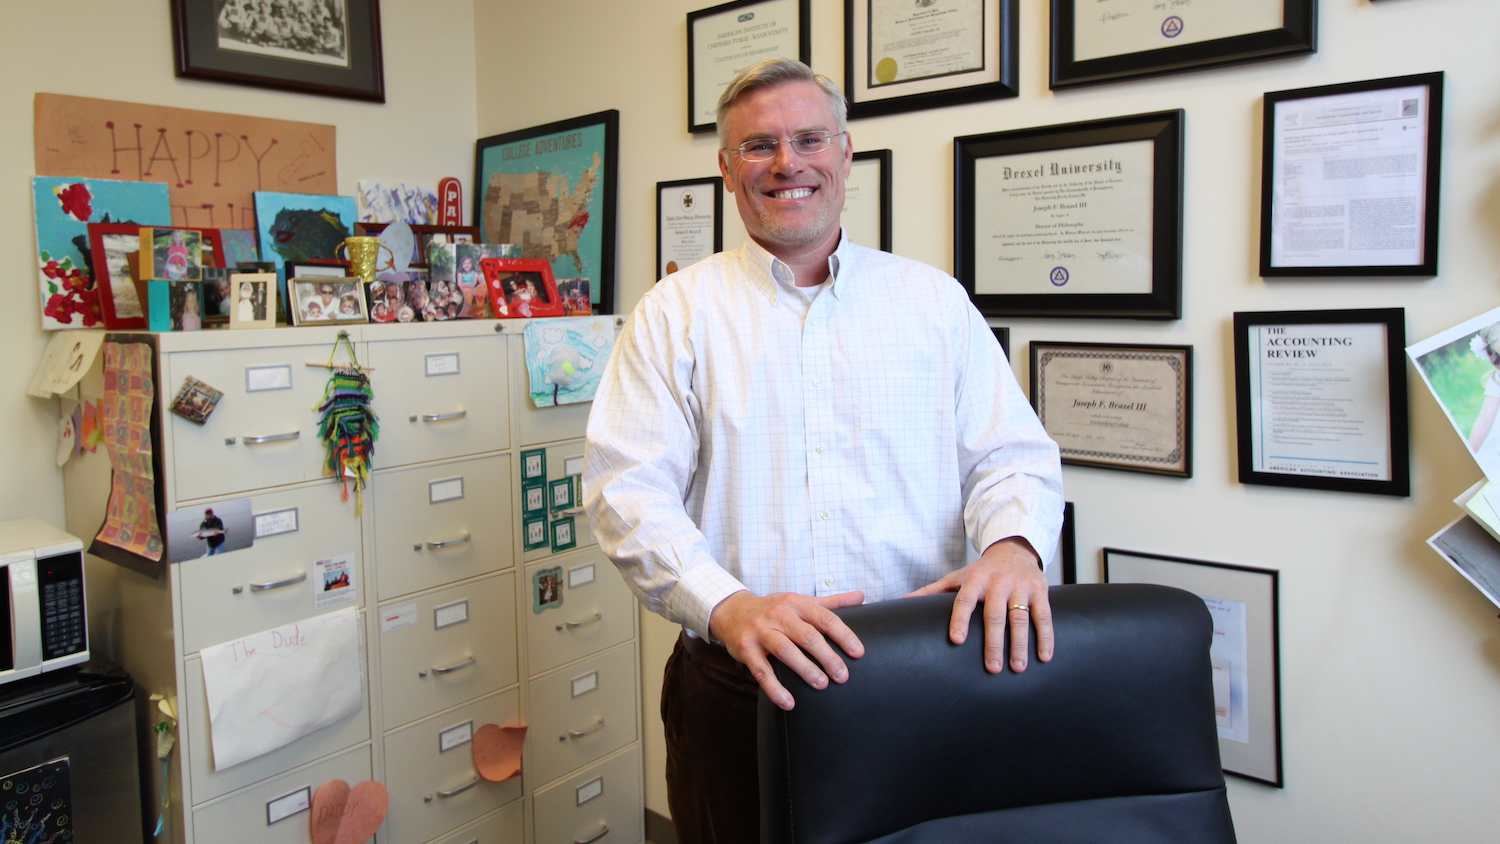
[0,518,87,687]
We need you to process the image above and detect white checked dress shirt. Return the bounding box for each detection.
[582,234,1064,638]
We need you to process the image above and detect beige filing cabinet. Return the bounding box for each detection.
[62,319,642,844]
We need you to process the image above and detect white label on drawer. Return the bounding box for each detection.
[571,671,599,698]
[576,776,604,806]
[434,600,469,629]
[440,720,474,752]
[381,602,419,633]
[429,476,465,504]
[568,563,596,588]
[253,507,299,539]
[313,554,358,610]
[564,455,585,476]
[266,786,310,825]
[245,364,292,392]
[425,352,460,376]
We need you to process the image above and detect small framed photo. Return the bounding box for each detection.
[200,268,234,326]
[228,272,277,329]
[88,222,148,330]
[1104,548,1283,787]
[290,277,367,325]
[845,0,1018,119]
[1235,308,1408,496]
[549,477,576,512]
[845,150,892,253]
[521,448,547,484]
[146,280,206,332]
[142,227,204,282]
[556,279,593,316]
[688,0,810,134]
[1031,342,1192,477]
[523,515,550,553]
[551,517,578,554]
[656,177,723,280]
[170,376,224,425]
[533,566,564,613]
[1261,72,1444,277]
[480,258,565,319]
[1050,0,1315,90]
[955,110,1183,320]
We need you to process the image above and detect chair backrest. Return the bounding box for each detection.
[758,584,1237,844]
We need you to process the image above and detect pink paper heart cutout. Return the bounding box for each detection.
[473,723,527,782]
[310,779,351,844]
[332,780,389,844]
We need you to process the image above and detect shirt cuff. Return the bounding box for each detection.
[672,560,749,640]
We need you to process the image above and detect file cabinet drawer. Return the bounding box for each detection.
[179,484,365,655]
[384,688,524,844]
[185,656,371,805]
[367,334,511,468]
[531,747,643,844]
[190,744,373,844]
[371,454,514,600]
[165,343,336,502]
[519,440,595,564]
[510,338,592,448]
[431,801,524,844]
[526,642,638,786]
[379,571,519,729]
[525,551,635,676]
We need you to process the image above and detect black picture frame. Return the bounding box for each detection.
[688,0,812,135]
[1050,0,1315,90]
[1233,308,1409,496]
[844,0,1018,120]
[955,110,1183,320]
[990,326,1010,359]
[847,150,893,252]
[171,0,385,102]
[1031,342,1193,478]
[1045,501,1077,586]
[656,177,724,281]
[1259,72,1444,277]
[1104,548,1283,787]
[474,110,620,316]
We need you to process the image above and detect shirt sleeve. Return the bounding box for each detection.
[582,294,749,637]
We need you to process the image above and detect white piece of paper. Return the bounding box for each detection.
[1203,596,1250,744]
[200,608,363,771]
[313,554,358,610]
[1407,305,1500,483]
[27,330,105,398]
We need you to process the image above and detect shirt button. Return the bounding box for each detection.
[820,511,829,520]
[824,577,835,587]
[812,379,822,387]
[815,445,824,453]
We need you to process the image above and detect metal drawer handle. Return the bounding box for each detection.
[575,825,610,844]
[433,774,481,799]
[566,718,605,739]
[249,572,307,591]
[558,612,602,631]
[422,410,467,422]
[426,532,471,550]
[431,655,476,676]
[242,431,300,445]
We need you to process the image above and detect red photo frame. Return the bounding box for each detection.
[88,223,148,329]
[480,258,564,319]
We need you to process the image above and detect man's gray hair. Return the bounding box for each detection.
[715,59,848,151]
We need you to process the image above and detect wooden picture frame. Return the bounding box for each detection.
[480,258,565,320]
[845,0,1018,119]
[228,272,277,329]
[289,277,367,326]
[688,0,811,134]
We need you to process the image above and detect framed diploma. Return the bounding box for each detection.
[1260,72,1444,277]
[1050,0,1315,90]
[1030,342,1192,477]
[845,150,892,252]
[688,0,811,134]
[1234,308,1409,496]
[845,0,1018,119]
[657,177,723,280]
[1104,549,1283,787]
[955,110,1183,320]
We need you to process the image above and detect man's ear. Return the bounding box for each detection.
[718,150,736,193]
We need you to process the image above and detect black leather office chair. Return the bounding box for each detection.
[759,584,1236,844]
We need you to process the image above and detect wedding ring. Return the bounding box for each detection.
[1008,604,1030,612]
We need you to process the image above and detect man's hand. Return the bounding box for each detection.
[907,537,1051,674]
[708,589,866,711]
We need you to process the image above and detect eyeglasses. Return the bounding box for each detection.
[725,131,844,162]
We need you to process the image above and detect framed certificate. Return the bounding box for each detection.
[1260,72,1444,277]
[1104,548,1283,788]
[688,0,811,134]
[1030,342,1192,477]
[845,150,892,253]
[1050,0,1315,90]
[1234,308,1409,496]
[955,110,1183,320]
[657,177,723,280]
[845,0,1018,119]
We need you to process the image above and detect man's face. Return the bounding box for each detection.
[718,80,852,257]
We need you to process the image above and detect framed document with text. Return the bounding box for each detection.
[1031,342,1192,477]
[1233,308,1409,496]
[845,150,892,252]
[1050,0,1315,89]
[845,0,1018,119]
[1261,73,1444,277]
[1104,549,1283,787]
[955,110,1182,320]
[688,0,810,134]
[657,177,723,280]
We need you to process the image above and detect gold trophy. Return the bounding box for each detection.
[335,236,396,285]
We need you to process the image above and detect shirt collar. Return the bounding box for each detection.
[740,230,853,305]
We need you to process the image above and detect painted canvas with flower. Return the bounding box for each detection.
[32,176,171,330]
[1408,304,1500,482]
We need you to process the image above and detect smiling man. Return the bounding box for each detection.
[583,59,1063,843]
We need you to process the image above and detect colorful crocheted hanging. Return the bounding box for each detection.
[314,332,379,514]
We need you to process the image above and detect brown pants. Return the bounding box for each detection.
[662,632,760,844]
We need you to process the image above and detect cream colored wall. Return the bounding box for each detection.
[0,0,478,528]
